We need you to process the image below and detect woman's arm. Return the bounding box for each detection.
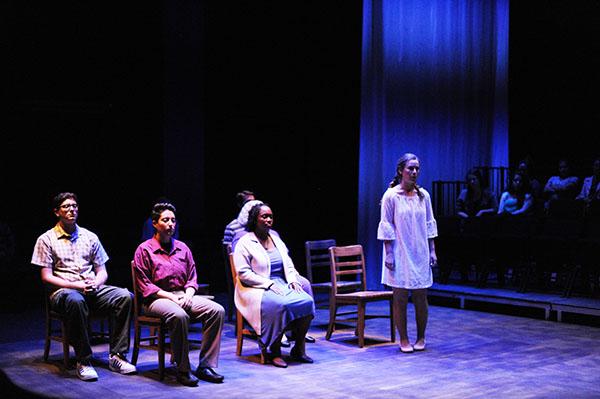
[428,238,437,266]
[512,194,533,215]
[497,192,508,214]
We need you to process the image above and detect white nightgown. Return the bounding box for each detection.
[377,185,438,289]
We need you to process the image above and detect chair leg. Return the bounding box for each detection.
[44,318,51,362]
[357,302,366,348]
[158,327,165,381]
[236,312,244,356]
[259,352,266,364]
[325,302,337,341]
[61,322,70,369]
[131,324,141,365]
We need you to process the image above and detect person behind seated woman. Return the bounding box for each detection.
[543,158,580,211]
[498,172,534,216]
[456,168,498,218]
[233,203,315,368]
[133,202,225,387]
[223,190,256,247]
[576,157,600,210]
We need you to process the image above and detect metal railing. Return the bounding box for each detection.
[432,166,510,217]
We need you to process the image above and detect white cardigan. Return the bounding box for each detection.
[232,232,300,332]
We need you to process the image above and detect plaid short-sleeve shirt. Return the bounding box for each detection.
[31,223,109,284]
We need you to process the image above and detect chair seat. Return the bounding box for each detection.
[335,290,393,300]
[311,281,361,290]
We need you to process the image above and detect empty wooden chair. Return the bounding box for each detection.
[325,244,395,347]
[305,239,361,308]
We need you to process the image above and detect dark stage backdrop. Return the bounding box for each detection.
[3,1,363,305]
[2,1,598,305]
[508,0,600,180]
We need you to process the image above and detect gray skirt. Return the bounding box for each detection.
[260,276,315,349]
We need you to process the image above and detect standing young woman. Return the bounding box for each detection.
[378,153,438,353]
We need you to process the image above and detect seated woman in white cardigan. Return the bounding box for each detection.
[232,203,315,368]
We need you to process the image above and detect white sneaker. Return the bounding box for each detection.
[76,360,98,381]
[109,353,137,375]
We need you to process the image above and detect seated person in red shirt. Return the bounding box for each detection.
[133,202,225,387]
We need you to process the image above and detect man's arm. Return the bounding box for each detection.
[40,268,87,291]
[93,264,108,287]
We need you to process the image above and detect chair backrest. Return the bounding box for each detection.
[130,261,143,318]
[328,244,366,295]
[223,242,233,281]
[228,251,237,290]
[305,239,336,283]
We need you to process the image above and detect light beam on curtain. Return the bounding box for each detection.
[359,0,508,289]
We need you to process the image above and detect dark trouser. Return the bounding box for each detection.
[51,285,132,361]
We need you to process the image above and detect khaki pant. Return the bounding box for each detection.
[145,293,224,372]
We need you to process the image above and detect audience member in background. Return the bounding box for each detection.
[223,190,256,247]
[517,157,543,205]
[233,203,315,368]
[133,202,225,387]
[378,153,438,354]
[543,158,580,211]
[456,168,498,218]
[141,196,179,241]
[497,172,534,216]
[576,157,600,209]
[230,197,316,345]
[31,192,136,381]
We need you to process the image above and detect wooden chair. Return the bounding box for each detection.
[130,261,204,380]
[228,252,266,364]
[325,244,395,348]
[222,243,235,321]
[43,289,110,368]
[305,239,361,308]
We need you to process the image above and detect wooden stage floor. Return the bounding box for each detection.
[1,288,600,398]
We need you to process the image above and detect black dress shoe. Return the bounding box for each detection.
[290,348,314,364]
[176,371,199,387]
[195,367,224,383]
[305,335,316,343]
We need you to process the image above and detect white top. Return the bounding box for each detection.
[377,186,437,289]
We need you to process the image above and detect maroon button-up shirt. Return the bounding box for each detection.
[133,237,198,300]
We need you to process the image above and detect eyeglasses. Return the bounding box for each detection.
[60,203,79,210]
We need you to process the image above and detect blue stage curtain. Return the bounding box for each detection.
[359,0,508,289]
